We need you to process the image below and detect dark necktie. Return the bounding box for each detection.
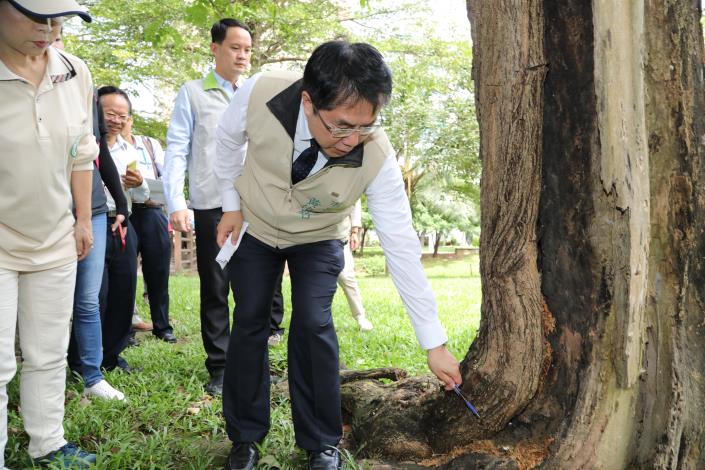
[291,140,319,185]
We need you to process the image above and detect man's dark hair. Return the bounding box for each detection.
[211,18,251,44]
[97,85,132,114]
[303,41,392,113]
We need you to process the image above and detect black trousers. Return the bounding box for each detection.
[193,209,285,380]
[223,233,344,451]
[130,205,173,335]
[271,269,285,336]
[99,218,138,369]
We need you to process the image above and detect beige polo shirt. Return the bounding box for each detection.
[0,47,98,271]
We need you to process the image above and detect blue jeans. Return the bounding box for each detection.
[68,213,107,387]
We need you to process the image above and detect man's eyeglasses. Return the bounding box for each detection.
[105,112,130,123]
[313,108,379,139]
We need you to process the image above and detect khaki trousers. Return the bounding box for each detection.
[336,243,365,319]
[0,262,75,465]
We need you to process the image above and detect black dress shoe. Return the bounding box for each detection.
[308,449,341,470]
[117,363,143,374]
[108,356,142,374]
[225,442,258,470]
[205,376,223,396]
[155,331,177,343]
[126,334,139,348]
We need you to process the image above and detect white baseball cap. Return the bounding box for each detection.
[7,0,91,22]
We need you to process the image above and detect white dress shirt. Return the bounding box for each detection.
[131,134,165,180]
[105,135,150,212]
[214,73,448,351]
[164,70,240,214]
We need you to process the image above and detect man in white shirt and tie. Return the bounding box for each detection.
[215,40,462,470]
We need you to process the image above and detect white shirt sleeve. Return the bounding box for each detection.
[164,85,194,214]
[214,73,262,212]
[366,153,448,350]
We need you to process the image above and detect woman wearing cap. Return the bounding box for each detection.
[0,0,99,468]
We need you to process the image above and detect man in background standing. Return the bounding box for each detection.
[121,116,175,343]
[164,18,284,396]
[97,85,149,373]
[337,200,373,331]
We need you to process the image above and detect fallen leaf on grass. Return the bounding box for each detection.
[258,455,281,468]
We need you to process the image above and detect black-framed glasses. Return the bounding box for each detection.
[313,107,379,139]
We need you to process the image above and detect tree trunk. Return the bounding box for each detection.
[536,1,705,467]
[340,1,705,468]
[433,231,441,257]
[342,0,547,460]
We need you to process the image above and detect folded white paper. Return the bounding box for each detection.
[145,179,165,205]
[215,222,249,269]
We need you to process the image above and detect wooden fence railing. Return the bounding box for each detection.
[172,230,197,273]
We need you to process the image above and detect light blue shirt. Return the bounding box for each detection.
[164,70,238,213]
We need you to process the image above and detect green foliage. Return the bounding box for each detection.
[412,174,479,243]
[71,0,350,93]
[132,114,168,144]
[369,36,480,238]
[4,255,479,468]
[68,0,481,237]
[353,249,387,276]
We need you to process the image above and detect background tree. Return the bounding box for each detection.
[412,178,478,256]
[381,38,480,207]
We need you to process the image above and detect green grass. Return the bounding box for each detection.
[4,253,480,469]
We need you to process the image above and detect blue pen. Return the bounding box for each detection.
[453,384,481,419]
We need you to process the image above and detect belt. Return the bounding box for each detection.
[132,201,162,209]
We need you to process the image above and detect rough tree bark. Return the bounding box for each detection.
[536,1,705,468]
[341,1,547,462]
[340,1,705,468]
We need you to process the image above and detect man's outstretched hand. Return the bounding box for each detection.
[427,344,462,390]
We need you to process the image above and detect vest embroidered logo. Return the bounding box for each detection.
[300,197,321,219]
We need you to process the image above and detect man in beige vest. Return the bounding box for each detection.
[215,41,461,470]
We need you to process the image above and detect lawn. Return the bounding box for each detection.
[5,252,481,469]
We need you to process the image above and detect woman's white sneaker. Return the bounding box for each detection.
[84,379,125,401]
